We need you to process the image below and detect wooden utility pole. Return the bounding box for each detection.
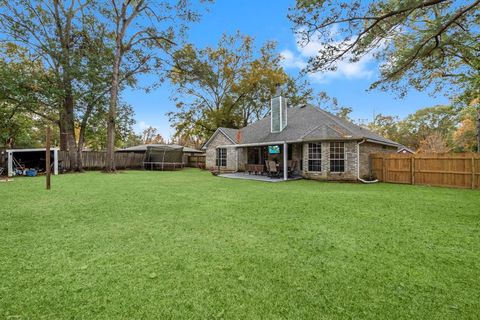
[46,127,51,190]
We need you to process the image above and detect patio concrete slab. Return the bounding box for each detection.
[218,172,302,182]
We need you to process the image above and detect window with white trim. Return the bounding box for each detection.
[329,142,345,172]
[216,148,227,167]
[308,143,322,172]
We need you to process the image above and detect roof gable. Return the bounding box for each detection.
[202,127,238,149]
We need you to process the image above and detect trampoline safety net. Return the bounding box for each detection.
[143,145,184,170]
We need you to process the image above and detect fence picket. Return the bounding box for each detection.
[371,153,480,189]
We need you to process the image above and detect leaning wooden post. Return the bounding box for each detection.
[46,126,51,190]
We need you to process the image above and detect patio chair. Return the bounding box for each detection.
[267,160,281,178]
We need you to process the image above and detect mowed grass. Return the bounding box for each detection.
[1,169,479,319]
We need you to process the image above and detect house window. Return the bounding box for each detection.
[308,143,322,172]
[330,142,345,172]
[216,148,227,167]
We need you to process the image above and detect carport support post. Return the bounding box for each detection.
[283,142,288,181]
[53,149,58,175]
[7,151,13,177]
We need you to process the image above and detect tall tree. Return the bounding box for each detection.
[367,105,459,149]
[0,0,117,170]
[289,0,480,149]
[141,126,166,144]
[399,105,458,148]
[453,104,479,151]
[102,0,206,172]
[0,43,58,147]
[418,133,451,153]
[168,33,312,142]
[368,114,402,143]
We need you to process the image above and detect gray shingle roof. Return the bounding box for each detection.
[215,104,399,146]
[218,127,239,143]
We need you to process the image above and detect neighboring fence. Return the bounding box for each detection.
[0,147,5,168]
[186,155,206,168]
[371,153,480,189]
[59,151,144,170]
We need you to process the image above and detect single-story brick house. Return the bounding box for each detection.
[202,91,400,181]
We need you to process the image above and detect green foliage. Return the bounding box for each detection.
[83,103,136,151]
[289,0,480,97]
[0,1,139,157]
[1,170,479,318]
[368,114,402,143]
[399,105,458,148]
[368,105,465,150]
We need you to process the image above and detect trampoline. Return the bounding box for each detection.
[143,145,184,171]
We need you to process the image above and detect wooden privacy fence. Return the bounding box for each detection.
[186,155,206,168]
[371,153,480,189]
[59,151,144,170]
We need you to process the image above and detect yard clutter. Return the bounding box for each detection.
[4,148,59,177]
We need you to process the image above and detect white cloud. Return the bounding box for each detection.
[135,120,151,132]
[281,32,377,83]
[280,49,307,69]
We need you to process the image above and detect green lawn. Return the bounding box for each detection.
[1,169,479,319]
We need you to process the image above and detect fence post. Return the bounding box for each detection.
[382,156,386,182]
[411,157,415,185]
[472,157,475,189]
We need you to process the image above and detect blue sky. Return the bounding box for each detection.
[123,0,449,139]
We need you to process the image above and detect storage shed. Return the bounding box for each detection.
[5,148,59,177]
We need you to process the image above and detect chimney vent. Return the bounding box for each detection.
[271,86,287,133]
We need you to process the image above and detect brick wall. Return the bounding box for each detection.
[302,141,358,181]
[359,142,396,177]
[205,132,238,171]
[301,140,397,180]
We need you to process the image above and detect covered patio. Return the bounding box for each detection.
[236,141,303,181]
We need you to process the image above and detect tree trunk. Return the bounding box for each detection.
[59,111,68,151]
[64,93,78,171]
[76,104,95,172]
[76,136,85,173]
[105,49,121,172]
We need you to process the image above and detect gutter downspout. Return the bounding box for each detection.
[357,139,378,184]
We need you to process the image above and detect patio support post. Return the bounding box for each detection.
[283,142,288,181]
